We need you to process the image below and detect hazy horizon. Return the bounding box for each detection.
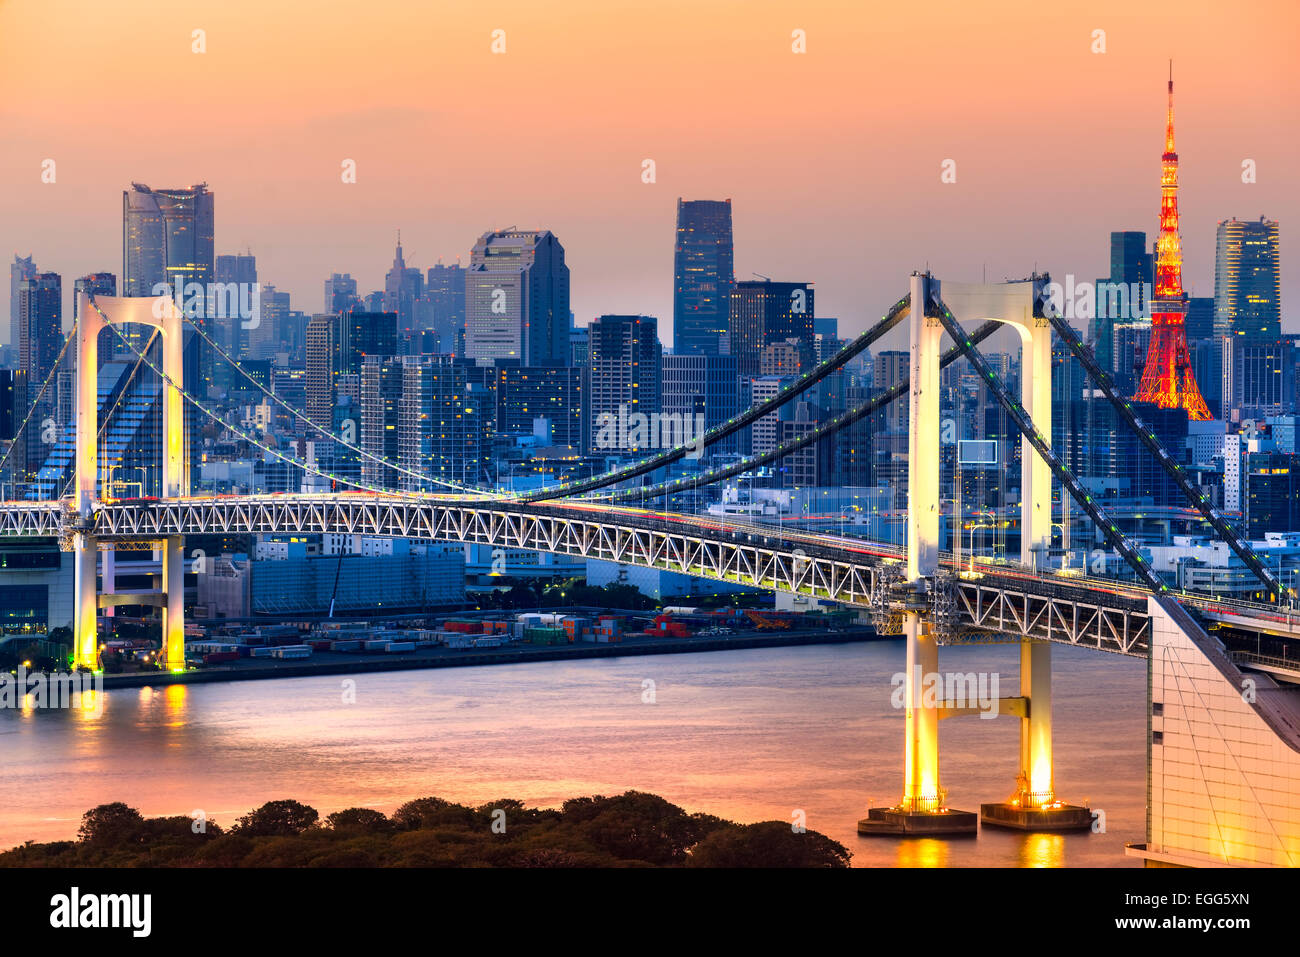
[2,0,1296,348]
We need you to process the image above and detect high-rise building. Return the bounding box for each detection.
[873,350,909,433]
[25,359,163,501]
[0,370,14,442]
[749,375,791,458]
[337,311,398,375]
[1092,231,1153,373]
[324,273,360,314]
[73,273,117,323]
[246,284,289,360]
[588,315,661,452]
[1132,72,1212,420]
[383,235,423,334]
[1185,296,1214,342]
[1112,322,1153,395]
[673,199,734,356]
[399,355,488,488]
[360,355,404,489]
[465,230,570,365]
[122,182,214,296]
[74,273,119,362]
[419,263,466,354]
[15,272,62,481]
[1222,335,1297,420]
[9,254,36,350]
[1245,451,1300,536]
[727,280,814,379]
[214,253,257,362]
[305,315,336,430]
[661,354,739,454]
[496,366,588,452]
[569,327,589,366]
[1214,217,1281,338]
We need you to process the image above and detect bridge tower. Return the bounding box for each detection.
[73,294,187,671]
[862,272,1079,835]
[938,278,1057,812]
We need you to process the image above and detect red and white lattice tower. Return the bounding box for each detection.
[1132,64,1212,420]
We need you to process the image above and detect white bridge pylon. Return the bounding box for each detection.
[903,272,1056,811]
[73,294,187,671]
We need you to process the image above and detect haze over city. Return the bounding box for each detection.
[2,0,1297,344]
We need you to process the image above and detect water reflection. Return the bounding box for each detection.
[1018,832,1066,868]
[896,837,950,868]
[0,643,1148,866]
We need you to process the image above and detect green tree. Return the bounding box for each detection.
[393,796,476,830]
[686,821,851,868]
[234,799,319,837]
[77,802,144,846]
[326,807,393,834]
[562,791,714,865]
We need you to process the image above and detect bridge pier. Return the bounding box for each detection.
[861,273,977,836]
[162,537,185,671]
[73,533,98,670]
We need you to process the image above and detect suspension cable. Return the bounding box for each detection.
[0,320,78,484]
[180,315,489,495]
[58,329,161,500]
[523,294,913,502]
[91,301,417,496]
[600,320,1004,504]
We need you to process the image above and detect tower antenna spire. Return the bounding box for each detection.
[1133,65,1211,420]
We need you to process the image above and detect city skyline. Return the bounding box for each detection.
[2,0,1300,886]
[1,0,1296,347]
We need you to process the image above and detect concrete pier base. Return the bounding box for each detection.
[858,806,979,837]
[979,801,1093,831]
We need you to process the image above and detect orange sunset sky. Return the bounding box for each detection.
[1,0,1296,347]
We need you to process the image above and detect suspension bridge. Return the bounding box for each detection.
[2,275,1298,867]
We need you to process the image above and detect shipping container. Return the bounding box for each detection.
[384,641,415,653]
[271,645,312,660]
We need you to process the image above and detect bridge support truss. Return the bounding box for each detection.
[73,294,187,671]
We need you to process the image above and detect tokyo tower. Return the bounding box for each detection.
[1132,64,1212,420]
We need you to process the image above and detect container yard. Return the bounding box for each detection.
[146,605,877,689]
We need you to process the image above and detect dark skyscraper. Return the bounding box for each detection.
[122,183,215,297]
[214,253,257,362]
[338,311,398,376]
[673,199,734,356]
[496,366,588,451]
[9,254,37,351]
[15,272,62,480]
[1092,231,1153,374]
[588,315,662,450]
[419,263,466,354]
[727,279,814,379]
[76,273,121,363]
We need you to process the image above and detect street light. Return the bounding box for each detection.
[967,521,996,575]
